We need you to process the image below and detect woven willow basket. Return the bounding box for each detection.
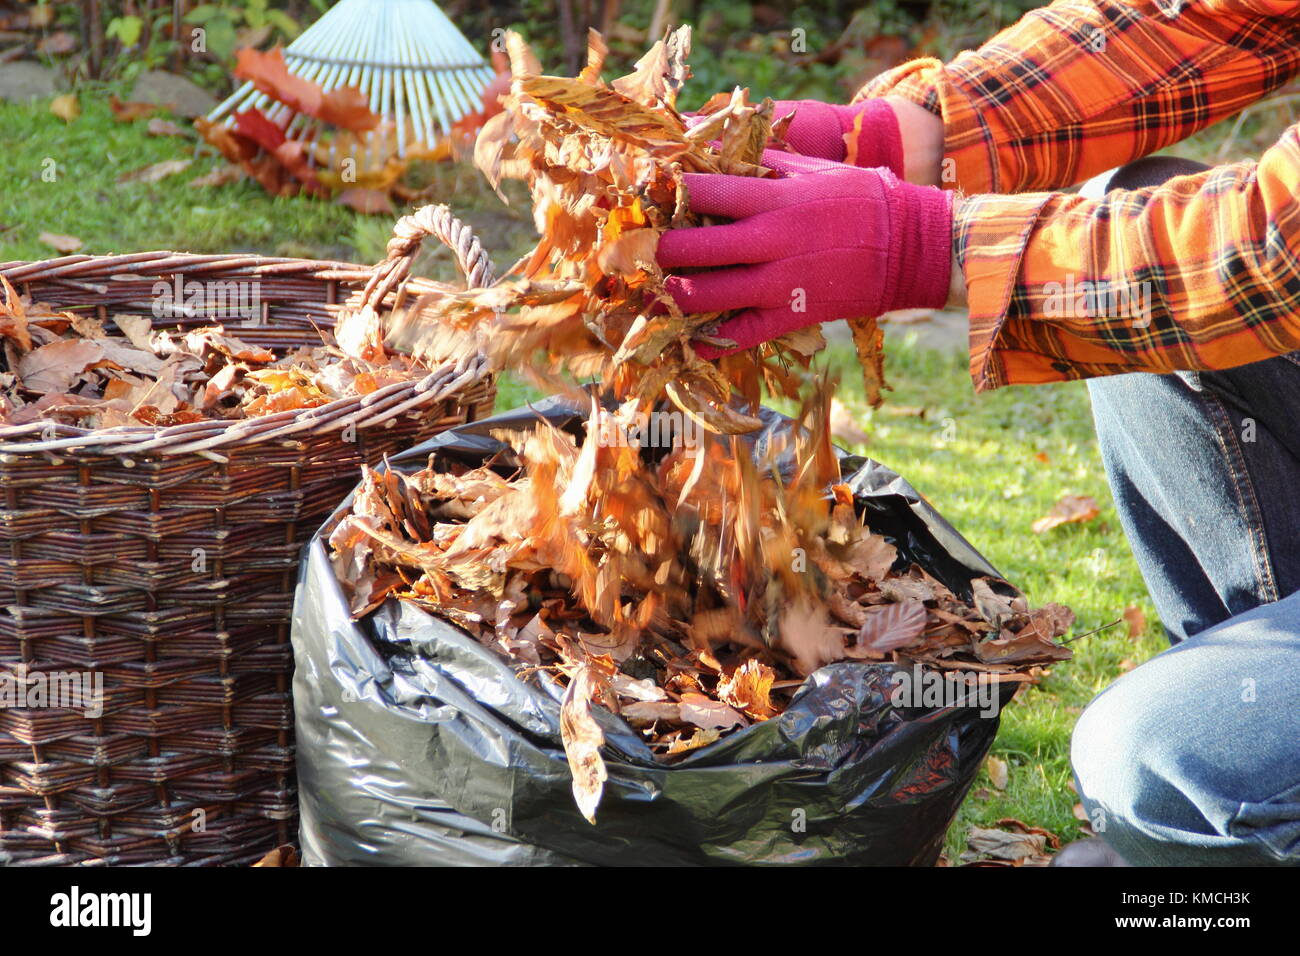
[0,205,495,865]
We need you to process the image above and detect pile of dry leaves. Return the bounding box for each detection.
[328,29,1074,822]
[330,388,1073,821]
[0,278,429,430]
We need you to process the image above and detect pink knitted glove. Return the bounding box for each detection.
[688,99,902,173]
[658,151,953,357]
[769,98,903,173]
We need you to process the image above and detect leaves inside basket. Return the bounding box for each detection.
[0,276,431,430]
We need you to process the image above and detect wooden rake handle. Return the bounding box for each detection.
[361,204,495,310]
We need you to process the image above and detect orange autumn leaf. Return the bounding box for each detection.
[234,47,379,134]
[1123,605,1146,638]
[717,659,777,720]
[1031,494,1100,533]
[336,188,394,215]
[109,95,165,122]
[242,386,327,415]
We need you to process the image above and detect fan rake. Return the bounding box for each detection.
[205,0,495,175]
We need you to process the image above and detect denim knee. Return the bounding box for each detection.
[1071,602,1300,865]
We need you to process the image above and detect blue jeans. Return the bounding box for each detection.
[1074,360,1300,865]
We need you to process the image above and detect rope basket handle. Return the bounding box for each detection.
[360,204,495,310]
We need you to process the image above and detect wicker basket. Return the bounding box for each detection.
[0,205,496,865]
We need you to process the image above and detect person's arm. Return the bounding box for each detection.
[862,0,1300,193]
[958,119,1300,390]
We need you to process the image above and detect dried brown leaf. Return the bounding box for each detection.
[1032,494,1100,533]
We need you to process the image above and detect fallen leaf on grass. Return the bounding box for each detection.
[962,818,1061,866]
[189,165,246,188]
[336,187,394,215]
[1031,494,1100,533]
[49,93,79,123]
[117,158,192,184]
[986,755,1009,790]
[1123,605,1146,638]
[38,231,82,253]
[146,118,188,138]
[108,95,166,121]
[37,32,78,56]
[880,404,926,418]
[964,827,1047,863]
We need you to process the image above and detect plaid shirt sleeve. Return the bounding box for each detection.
[857,1,1300,390]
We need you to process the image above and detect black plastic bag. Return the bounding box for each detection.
[291,398,1017,866]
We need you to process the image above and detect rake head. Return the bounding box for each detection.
[205,0,495,176]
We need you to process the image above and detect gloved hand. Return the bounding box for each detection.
[770,98,903,173]
[658,152,953,357]
[688,98,903,173]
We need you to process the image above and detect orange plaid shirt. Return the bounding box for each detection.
[858,1,1300,391]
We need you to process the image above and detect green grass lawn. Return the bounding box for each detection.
[0,84,537,273]
[3,76,1250,864]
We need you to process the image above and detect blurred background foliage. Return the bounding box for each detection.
[30,0,1041,100]
[445,0,1042,107]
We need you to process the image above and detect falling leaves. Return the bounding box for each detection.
[829,396,870,445]
[846,313,889,408]
[986,755,1009,790]
[1032,494,1100,533]
[389,27,817,441]
[320,29,1074,823]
